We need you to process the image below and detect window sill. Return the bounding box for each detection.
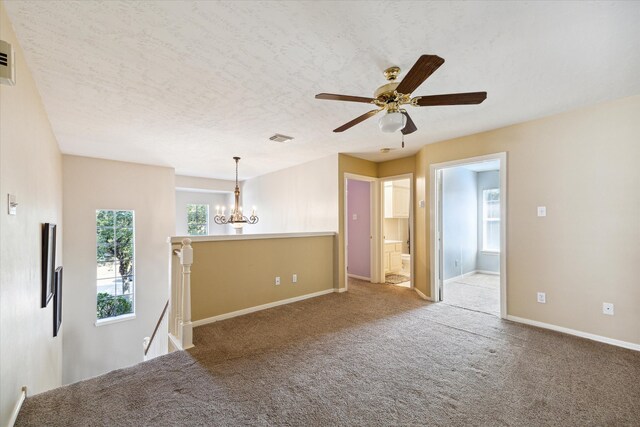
[480,250,500,256]
[95,313,136,327]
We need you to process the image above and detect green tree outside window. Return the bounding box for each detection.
[187,204,209,235]
[96,210,134,319]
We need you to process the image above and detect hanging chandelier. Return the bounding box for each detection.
[213,157,258,232]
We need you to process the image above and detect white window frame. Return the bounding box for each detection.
[95,209,136,326]
[481,188,500,254]
[187,204,209,236]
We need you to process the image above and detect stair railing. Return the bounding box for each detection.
[143,300,169,361]
[168,238,194,350]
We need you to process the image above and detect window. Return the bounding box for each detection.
[96,210,135,321]
[187,204,209,235]
[482,189,500,252]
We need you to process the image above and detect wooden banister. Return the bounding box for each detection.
[144,300,169,356]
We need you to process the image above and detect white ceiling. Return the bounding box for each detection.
[5,1,640,180]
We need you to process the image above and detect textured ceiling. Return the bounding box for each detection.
[5,1,640,180]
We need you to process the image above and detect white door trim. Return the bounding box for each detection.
[379,173,414,289]
[344,174,380,291]
[429,153,508,318]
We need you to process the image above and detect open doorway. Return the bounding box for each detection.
[431,154,506,317]
[381,175,413,288]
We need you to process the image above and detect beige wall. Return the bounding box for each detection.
[62,155,175,383]
[0,4,64,424]
[175,175,236,193]
[415,95,640,344]
[190,235,335,321]
[413,147,429,296]
[241,154,339,234]
[378,155,416,178]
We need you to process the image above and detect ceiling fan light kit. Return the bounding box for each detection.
[315,54,487,142]
[379,111,406,133]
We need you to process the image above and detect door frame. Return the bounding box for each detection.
[379,173,414,289]
[429,153,507,318]
[344,173,381,290]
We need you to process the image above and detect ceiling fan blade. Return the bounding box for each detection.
[333,109,381,133]
[316,93,375,104]
[401,111,417,135]
[415,92,487,106]
[396,55,445,95]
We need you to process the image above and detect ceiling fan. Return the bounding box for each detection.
[316,54,487,136]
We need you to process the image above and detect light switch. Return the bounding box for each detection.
[537,292,546,303]
[352,214,357,220]
[7,194,17,215]
[537,206,546,217]
[419,200,425,208]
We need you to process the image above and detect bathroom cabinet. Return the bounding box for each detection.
[384,241,403,273]
[384,181,410,218]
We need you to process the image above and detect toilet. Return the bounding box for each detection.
[401,254,410,274]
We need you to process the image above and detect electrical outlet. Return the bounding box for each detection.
[352,214,357,220]
[537,206,547,217]
[292,274,297,283]
[537,292,546,303]
[602,302,614,316]
[275,276,281,286]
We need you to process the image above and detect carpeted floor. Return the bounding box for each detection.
[443,273,500,316]
[17,279,640,426]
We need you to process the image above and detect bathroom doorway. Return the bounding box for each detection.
[381,175,413,288]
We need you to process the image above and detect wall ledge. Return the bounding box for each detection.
[171,231,336,244]
[506,315,640,352]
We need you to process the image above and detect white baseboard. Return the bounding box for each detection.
[443,276,459,285]
[167,335,180,352]
[444,270,475,285]
[414,287,433,301]
[168,333,183,351]
[335,287,348,293]
[192,288,335,327]
[8,386,27,427]
[476,270,499,275]
[506,315,640,352]
[444,270,500,284]
[347,274,370,281]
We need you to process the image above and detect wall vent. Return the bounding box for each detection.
[268,133,294,143]
[0,40,15,86]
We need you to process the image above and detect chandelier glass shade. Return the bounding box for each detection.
[378,110,406,133]
[213,157,258,231]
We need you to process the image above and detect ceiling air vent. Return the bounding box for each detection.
[268,133,294,143]
[0,40,15,86]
